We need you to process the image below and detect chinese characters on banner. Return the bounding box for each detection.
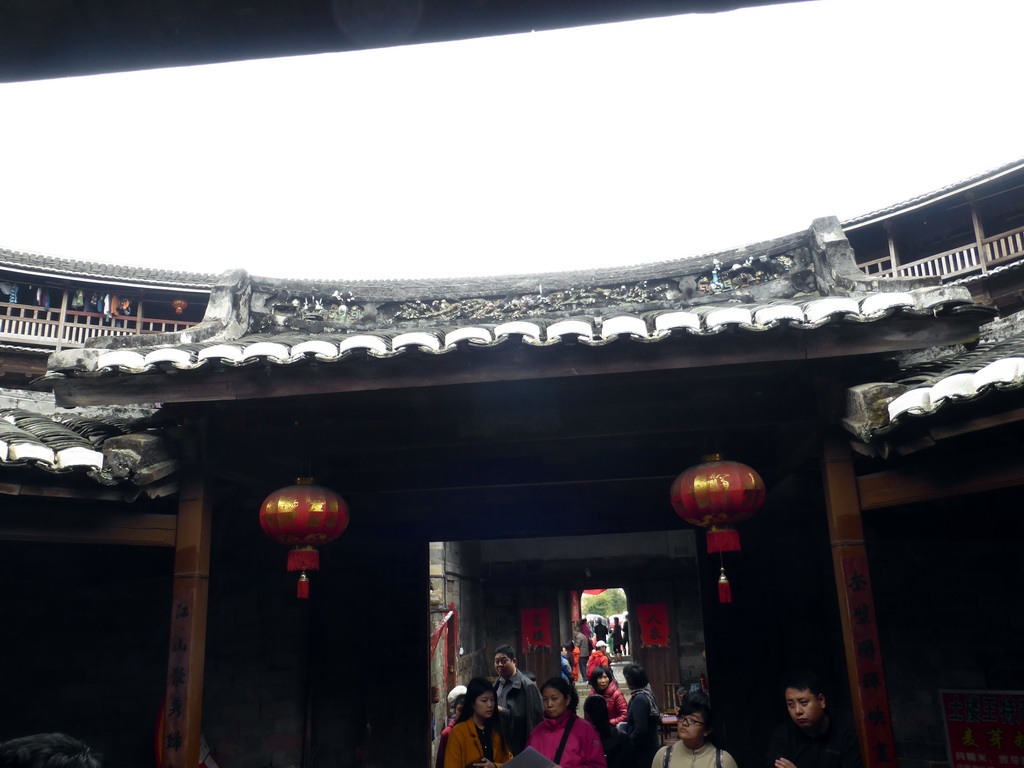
[841,556,896,766]
[521,607,552,650]
[636,602,670,647]
[941,690,1024,768]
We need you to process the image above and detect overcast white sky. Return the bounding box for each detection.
[1,0,1022,280]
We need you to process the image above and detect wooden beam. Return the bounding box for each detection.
[858,454,1024,510]
[50,315,984,407]
[0,509,176,546]
[0,481,128,501]
[161,466,212,768]
[822,437,896,768]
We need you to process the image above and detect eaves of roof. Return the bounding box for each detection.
[844,317,1024,448]
[41,288,983,379]
[0,247,217,291]
[0,407,178,495]
[842,157,1024,230]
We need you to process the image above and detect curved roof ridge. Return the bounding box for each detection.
[0,245,218,289]
[842,156,1024,229]
[247,229,809,295]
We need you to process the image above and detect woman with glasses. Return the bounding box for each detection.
[652,696,738,768]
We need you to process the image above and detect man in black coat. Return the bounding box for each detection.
[767,671,863,768]
[493,644,543,755]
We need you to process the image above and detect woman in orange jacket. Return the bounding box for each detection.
[444,677,513,768]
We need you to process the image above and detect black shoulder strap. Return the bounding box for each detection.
[715,747,723,768]
[553,716,576,764]
[663,743,674,768]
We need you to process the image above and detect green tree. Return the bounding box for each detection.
[581,588,626,618]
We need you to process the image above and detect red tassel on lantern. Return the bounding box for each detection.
[706,526,742,553]
[297,571,310,599]
[287,546,320,572]
[718,568,732,604]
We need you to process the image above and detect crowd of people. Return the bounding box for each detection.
[437,648,863,768]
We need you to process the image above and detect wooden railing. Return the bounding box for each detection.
[858,224,1024,281]
[0,302,198,351]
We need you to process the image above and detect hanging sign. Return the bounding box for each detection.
[941,690,1024,768]
[636,602,670,647]
[520,607,552,650]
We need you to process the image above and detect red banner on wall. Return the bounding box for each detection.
[840,556,896,767]
[941,690,1024,768]
[636,602,670,647]
[521,607,552,650]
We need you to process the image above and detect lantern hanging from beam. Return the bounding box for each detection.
[259,478,349,599]
[171,299,189,315]
[670,454,765,603]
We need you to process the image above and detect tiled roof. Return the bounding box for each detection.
[844,315,1024,446]
[0,246,217,289]
[0,407,174,489]
[42,288,979,377]
[842,157,1024,229]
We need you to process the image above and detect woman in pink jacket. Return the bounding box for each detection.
[526,677,607,768]
[588,666,628,727]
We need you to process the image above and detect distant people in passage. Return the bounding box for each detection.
[621,618,629,655]
[574,621,592,682]
[562,643,576,684]
[611,618,624,656]
[444,677,512,768]
[621,663,661,768]
[594,619,609,645]
[493,644,543,755]
[436,687,467,768]
[0,733,102,768]
[588,665,628,726]
[526,677,608,768]
[588,640,611,677]
[654,693,738,768]
[766,671,863,768]
[584,695,637,768]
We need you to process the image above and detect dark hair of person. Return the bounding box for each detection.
[678,692,717,736]
[0,734,102,768]
[561,642,574,655]
[588,665,613,689]
[540,676,580,713]
[452,694,466,710]
[623,663,649,688]
[456,677,497,725]
[494,644,517,660]
[782,670,825,698]
[583,695,611,738]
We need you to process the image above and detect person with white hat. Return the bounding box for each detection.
[435,685,467,768]
[586,640,610,677]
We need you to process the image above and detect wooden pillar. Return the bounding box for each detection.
[968,195,989,273]
[821,437,897,768]
[160,466,212,768]
[883,221,900,275]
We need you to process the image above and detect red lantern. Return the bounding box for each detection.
[259,478,349,599]
[670,454,765,603]
[171,299,188,315]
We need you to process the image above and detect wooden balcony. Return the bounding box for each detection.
[858,224,1024,281]
[0,301,198,352]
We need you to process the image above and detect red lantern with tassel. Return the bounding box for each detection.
[670,454,765,603]
[171,299,189,315]
[259,478,349,599]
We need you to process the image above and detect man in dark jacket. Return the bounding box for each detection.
[767,671,863,768]
[493,644,543,755]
